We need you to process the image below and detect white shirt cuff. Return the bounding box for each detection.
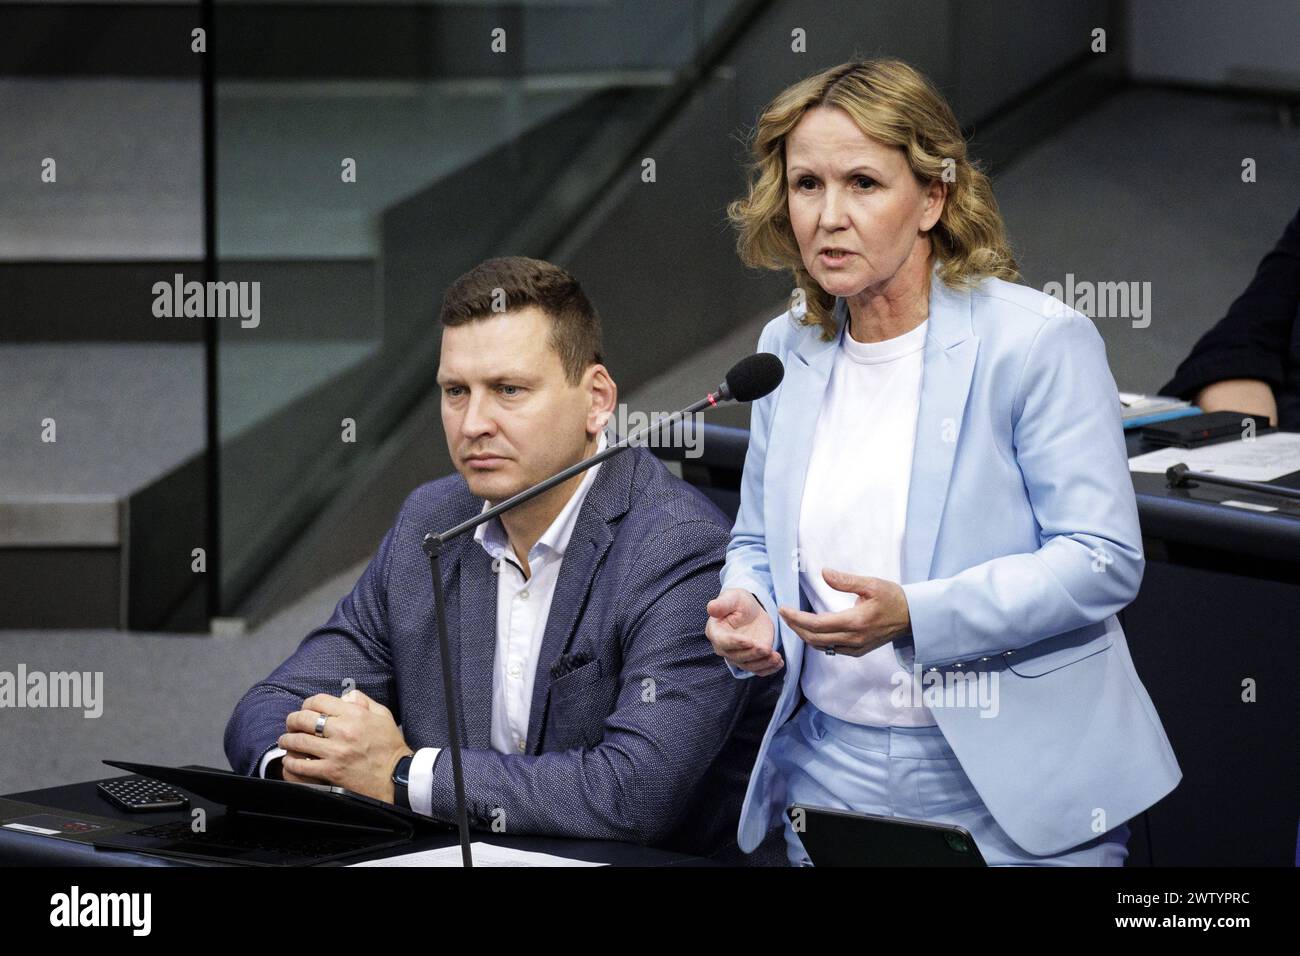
[259,746,287,778]
[408,747,440,816]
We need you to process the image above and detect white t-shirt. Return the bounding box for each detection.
[798,316,937,727]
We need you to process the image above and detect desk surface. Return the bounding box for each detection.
[660,426,1300,565]
[0,775,706,867]
[1125,431,1300,566]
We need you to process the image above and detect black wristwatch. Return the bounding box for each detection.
[391,754,414,810]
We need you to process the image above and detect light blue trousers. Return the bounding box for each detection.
[767,700,1131,867]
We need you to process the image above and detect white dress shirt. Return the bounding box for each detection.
[259,434,607,816]
[797,318,938,727]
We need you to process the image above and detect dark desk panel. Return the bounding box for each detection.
[1123,431,1300,865]
[0,776,704,867]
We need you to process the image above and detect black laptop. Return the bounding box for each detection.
[91,760,450,866]
[791,804,988,866]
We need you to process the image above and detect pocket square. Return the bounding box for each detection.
[549,650,592,681]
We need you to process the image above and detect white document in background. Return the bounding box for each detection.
[348,842,608,867]
[1127,431,1300,482]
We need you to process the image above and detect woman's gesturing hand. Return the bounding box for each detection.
[706,589,784,677]
[779,568,911,657]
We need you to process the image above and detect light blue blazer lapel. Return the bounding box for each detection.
[768,299,843,631]
[901,272,979,588]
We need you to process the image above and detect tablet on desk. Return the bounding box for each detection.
[790,804,987,866]
[89,760,449,867]
[1140,410,1275,448]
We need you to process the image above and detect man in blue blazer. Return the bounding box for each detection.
[710,263,1182,861]
[224,256,778,858]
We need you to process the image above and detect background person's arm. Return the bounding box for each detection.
[418,518,753,845]
[898,310,1144,668]
[1159,207,1300,416]
[1193,378,1278,424]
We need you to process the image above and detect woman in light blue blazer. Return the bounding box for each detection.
[705,58,1181,866]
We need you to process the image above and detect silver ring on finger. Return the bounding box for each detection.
[314,714,328,737]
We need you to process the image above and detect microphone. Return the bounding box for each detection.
[433,353,784,543]
[419,353,784,867]
[1166,462,1300,502]
[715,352,785,404]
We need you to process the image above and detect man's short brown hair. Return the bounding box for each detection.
[439,256,604,385]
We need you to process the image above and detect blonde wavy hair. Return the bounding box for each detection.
[727,58,1019,339]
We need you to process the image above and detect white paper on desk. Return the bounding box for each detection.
[1128,431,1300,482]
[348,841,607,867]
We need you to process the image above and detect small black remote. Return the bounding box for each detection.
[97,775,191,812]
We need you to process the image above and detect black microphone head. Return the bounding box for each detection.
[722,353,784,403]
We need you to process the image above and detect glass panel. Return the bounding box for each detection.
[213,0,746,613]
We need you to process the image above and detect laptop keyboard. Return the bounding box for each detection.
[130,818,378,859]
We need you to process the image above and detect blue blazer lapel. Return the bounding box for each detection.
[767,301,843,610]
[455,539,498,749]
[523,450,630,753]
[901,272,979,585]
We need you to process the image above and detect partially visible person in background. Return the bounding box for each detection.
[1159,205,1299,429]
